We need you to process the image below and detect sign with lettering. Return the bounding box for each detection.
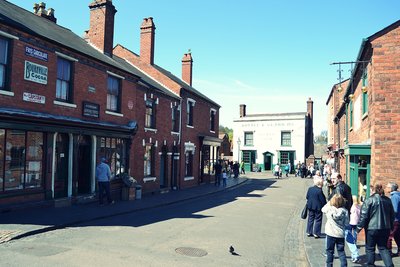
[23,92,46,104]
[82,101,100,118]
[25,46,48,61]
[24,61,48,84]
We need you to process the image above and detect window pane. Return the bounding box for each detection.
[0,38,8,64]
[25,132,43,188]
[97,137,126,180]
[144,145,152,176]
[244,132,253,146]
[5,130,25,191]
[0,65,5,89]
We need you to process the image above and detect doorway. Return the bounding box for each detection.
[54,133,69,198]
[76,135,91,195]
[160,145,167,188]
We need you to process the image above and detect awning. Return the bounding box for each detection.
[0,108,138,138]
[199,135,222,146]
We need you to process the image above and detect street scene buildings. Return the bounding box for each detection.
[326,20,400,202]
[0,0,220,208]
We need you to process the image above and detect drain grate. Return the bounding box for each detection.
[175,247,208,257]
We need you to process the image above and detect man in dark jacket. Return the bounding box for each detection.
[306,179,327,238]
[328,173,353,212]
[357,182,395,267]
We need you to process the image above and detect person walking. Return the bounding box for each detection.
[322,194,349,267]
[357,183,395,267]
[306,178,326,238]
[96,157,114,205]
[285,162,291,177]
[328,173,353,212]
[240,160,245,174]
[214,160,222,186]
[386,182,400,257]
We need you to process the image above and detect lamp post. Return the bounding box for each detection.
[237,137,241,163]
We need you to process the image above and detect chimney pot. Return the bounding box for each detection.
[240,104,246,118]
[33,3,39,14]
[182,51,193,86]
[140,17,156,64]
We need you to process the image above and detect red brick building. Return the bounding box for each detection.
[0,0,220,209]
[326,20,400,202]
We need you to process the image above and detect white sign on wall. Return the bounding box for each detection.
[24,60,48,84]
[23,92,46,104]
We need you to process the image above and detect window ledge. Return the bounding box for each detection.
[349,127,353,132]
[105,110,124,117]
[186,125,194,129]
[0,90,14,96]
[362,113,368,120]
[54,100,77,108]
[184,176,194,181]
[171,131,180,135]
[143,177,156,183]
[144,127,157,133]
[210,130,215,133]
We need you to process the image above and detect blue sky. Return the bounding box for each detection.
[8,0,400,135]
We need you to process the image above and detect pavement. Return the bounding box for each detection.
[1,172,400,267]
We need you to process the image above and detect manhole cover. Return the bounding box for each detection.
[175,247,208,257]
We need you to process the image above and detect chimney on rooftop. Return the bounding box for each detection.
[240,104,246,118]
[182,52,193,86]
[87,0,117,57]
[33,2,57,23]
[140,17,156,65]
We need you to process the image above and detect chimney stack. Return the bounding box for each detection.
[240,104,246,118]
[33,2,57,23]
[182,51,193,86]
[140,17,156,65]
[307,97,313,121]
[87,0,117,57]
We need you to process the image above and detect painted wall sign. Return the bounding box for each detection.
[24,61,48,84]
[25,46,48,61]
[23,92,46,104]
[82,101,100,118]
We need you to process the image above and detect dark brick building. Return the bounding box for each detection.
[326,20,400,202]
[0,0,220,209]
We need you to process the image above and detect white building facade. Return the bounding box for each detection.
[233,100,314,172]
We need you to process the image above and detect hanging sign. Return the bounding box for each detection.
[24,60,48,85]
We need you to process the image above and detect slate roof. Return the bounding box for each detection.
[0,0,179,99]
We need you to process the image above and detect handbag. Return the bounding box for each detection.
[301,204,308,219]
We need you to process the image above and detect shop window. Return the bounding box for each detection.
[144,144,154,177]
[0,37,9,91]
[172,104,180,132]
[187,99,195,127]
[56,57,72,102]
[185,150,193,176]
[107,76,121,112]
[244,132,253,146]
[210,109,216,132]
[98,137,126,180]
[281,131,291,146]
[145,99,156,128]
[1,130,43,191]
[280,151,289,165]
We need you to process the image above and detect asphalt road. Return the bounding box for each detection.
[0,174,310,267]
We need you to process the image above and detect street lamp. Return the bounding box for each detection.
[237,137,241,163]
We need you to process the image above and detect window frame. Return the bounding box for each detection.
[107,75,121,113]
[187,99,195,127]
[244,132,253,146]
[144,144,155,177]
[281,131,292,147]
[0,36,11,91]
[210,109,216,132]
[97,137,127,180]
[56,57,73,102]
[145,99,156,128]
[172,104,180,132]
[185,150,193,177]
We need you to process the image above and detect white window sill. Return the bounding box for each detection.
[362,113,368,120]
[106,110,124,117]
[210,130,215,133]
[171,131,180,135]
[54,100,77,108]
[184,176,194,181]
[144,127,157,133]
[0,90,14,96]
[186,125,194,129]
[143,177,156,183]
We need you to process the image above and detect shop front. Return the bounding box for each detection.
[0,108,137,208]
[345,144,371,202]
[199,136,221,184]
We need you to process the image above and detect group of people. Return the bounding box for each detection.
[214,160,245,187]
[305,171,398,267]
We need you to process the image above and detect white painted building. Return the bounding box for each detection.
[233,100,314,172]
